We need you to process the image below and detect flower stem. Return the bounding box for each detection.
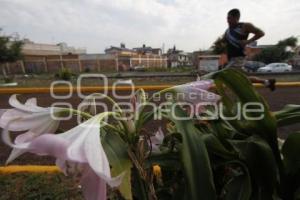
[58,108,93,119]
[83,93,123,114]
[128,149,157,200]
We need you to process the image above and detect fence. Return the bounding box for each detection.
[1,54,168,75]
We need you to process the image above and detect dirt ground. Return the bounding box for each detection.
[0,86,299,166]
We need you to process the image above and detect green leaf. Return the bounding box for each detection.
[211,69,283,177]
[230,136,278,196]
[101,131,133,200]
[282,132,300,175]
[166,105,217,200]
[273,104,300,127]
[212,68,277,139]
[145,152,180,169]
[213,78,250,135]
[294,186,300,200]
[209,120,237,151]
[202,133,237,160]
[222,169,252,200]
[135,110,155,132]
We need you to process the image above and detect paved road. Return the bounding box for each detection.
[0,87,299,165]
[6,70,300,79]
[90,71,300,78]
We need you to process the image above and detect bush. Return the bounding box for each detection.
[84,68,91,73]
[145,67,169,72]
[170,66,195,73]
[3,75,15,83]
[55,67,73,81]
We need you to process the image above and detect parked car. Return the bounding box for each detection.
[257,63,292,73]
[133,65,146,72]
[243,61,266,72]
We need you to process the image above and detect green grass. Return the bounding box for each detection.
[0,76,196,88]
[0,173,83,200]
[144,66,195,73]
[0,173,125,200]
[0,72,299,88]
[169,66,195,73]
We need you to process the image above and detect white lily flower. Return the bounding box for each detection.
[2,113,123,200]
[149,127,165,153]
[171,80,221,114]
[0,109,6,116]
[173,80,220,104]
[79,94,98,116]
[0,94,62,163]
[277,138,285,150]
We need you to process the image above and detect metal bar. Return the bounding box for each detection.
[0,165,60,174]
[0,82,299,94]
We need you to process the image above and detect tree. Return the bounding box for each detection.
[211,35,227,54]
[253,46,293,64]
[277,36,298,48]
[0,30,24,77]
[254,36,298,64]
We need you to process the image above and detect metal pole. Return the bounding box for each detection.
[19,60,26,74]
[43,57,48,73]
[78,58,82,72]
[115,54,119,72]
[96,58,100,72]
[60,55,64,69]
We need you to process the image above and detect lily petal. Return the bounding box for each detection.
[0,110,57,131]
[25,98,37,106]
[149,127,165,153]
[80,164,107,200]
[9,95,45,113]
[0,109,6,118]
[2,114,123,200]
[6,131,36,164]
[59,114,123,187]
[174,80,214,93]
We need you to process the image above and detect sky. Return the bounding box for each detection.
[0,0,300,53]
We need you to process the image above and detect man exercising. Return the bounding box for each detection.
[224,8,276,91]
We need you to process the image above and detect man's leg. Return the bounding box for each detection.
[249,76,276,91]
[226,57,276,91]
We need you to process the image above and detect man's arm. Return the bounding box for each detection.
[240,23,265,47]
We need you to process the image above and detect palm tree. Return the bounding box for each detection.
[210,35,227,54]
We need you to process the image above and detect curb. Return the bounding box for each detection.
[0,85,174,94]
[0,165,60,174]
[0,82,299,94]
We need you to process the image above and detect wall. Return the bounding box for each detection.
[4,54,117,75]
[3,53,168,75]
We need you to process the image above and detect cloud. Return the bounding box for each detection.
[0,0,299,53]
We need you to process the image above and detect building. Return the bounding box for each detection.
[21,39,86,55]
[3,40,168,75]
[166,46,192,68]
[79,54,117,72]
[2,39,124,75]
[105,43,137,56]
[244,44,275,59]
[191,50,227,68]
[105,43,166,71]
[16,39,87,74]
[133,44,162,55]
[2,39,87,75]
[198,55,227,72]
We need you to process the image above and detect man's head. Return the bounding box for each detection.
[227,9,240,27]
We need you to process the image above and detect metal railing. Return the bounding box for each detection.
[0,82,300,94]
